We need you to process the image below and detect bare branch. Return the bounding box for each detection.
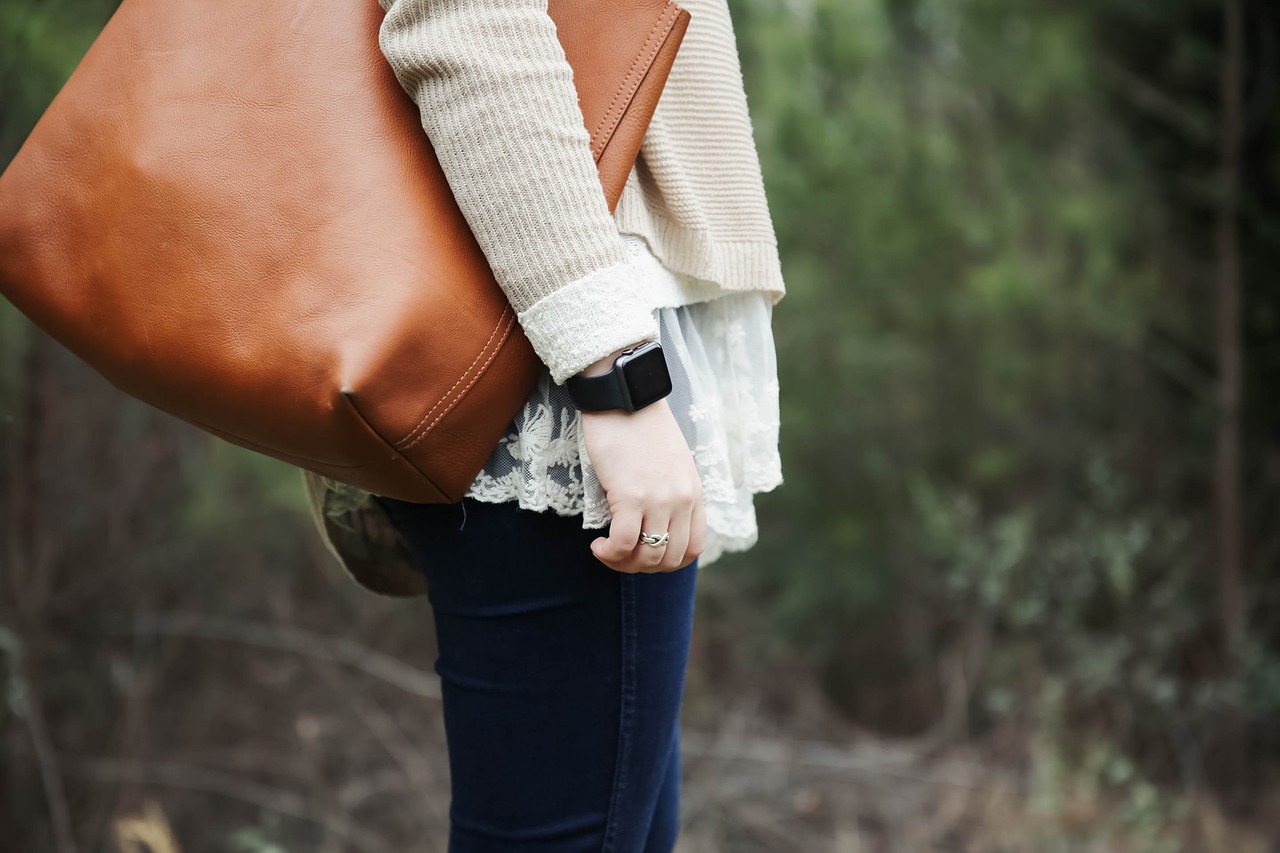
[1097,58,1216,146]
[0,627,78,853]
[122,613,441,700]
[69,759,392,853]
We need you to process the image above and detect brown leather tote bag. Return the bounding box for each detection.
[0,0,690,502]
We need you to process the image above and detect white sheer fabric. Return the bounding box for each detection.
[465,234,782,566]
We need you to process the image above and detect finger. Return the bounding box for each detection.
[681,491,707,569]
[632,509,673,573]
[592,500,643,567]
[660,492,693,572]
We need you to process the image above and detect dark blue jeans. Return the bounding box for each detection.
[374,495,699,853]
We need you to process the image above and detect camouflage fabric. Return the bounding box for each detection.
[300,470,427,597]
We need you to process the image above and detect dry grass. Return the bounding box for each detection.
[114,802,180,853]
[6,597,1278,852]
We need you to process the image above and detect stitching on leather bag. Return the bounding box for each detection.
[395,309,517,452]
[340,391,450,501]
[392,310,511,450]
[396,310,516,452]
[589,8,673,158]
[589,5,679,161]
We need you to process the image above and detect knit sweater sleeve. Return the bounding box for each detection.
[376,0,659,384]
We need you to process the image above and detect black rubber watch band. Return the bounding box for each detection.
[564,341,672,413]
[564,368,628,411]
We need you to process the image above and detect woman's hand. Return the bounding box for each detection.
[576,345,706,573]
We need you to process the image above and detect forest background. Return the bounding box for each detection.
[3,0,1279,850]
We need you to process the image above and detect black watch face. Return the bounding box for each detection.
[620,345,672,410]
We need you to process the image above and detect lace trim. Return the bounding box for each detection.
[464,243,782,566]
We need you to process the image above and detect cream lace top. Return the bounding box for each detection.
[465,234,782,566]
[301,0,788,595]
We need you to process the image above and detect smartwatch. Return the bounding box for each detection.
[564,340,672,413]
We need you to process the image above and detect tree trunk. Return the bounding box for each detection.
[1214,0,1246,663]
[1211,0,1248,806]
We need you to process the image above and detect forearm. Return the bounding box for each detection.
[376,0,658,382]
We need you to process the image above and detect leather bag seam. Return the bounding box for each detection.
[392,308,512,450]
[395,309,518,452]
[340,391,449,501]
[187,417,366,470]
[589,4,680,161]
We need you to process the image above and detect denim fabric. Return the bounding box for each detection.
[374,495,699,853]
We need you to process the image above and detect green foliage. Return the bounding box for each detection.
[721,0,1279,791]
[729,0,1181,651]
[0,0,117,160]
[230,820,290,853]
[2,0,1279,842]
[1029,684,1193,852]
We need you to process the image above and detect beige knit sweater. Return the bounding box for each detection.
[304,0,786,595]
[376,0,785,381]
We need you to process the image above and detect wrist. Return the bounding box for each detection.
[580,395,669,421]
[564,340,672,413]
[576,339,650,378]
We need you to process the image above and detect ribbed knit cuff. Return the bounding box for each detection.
[516,256,660,384]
